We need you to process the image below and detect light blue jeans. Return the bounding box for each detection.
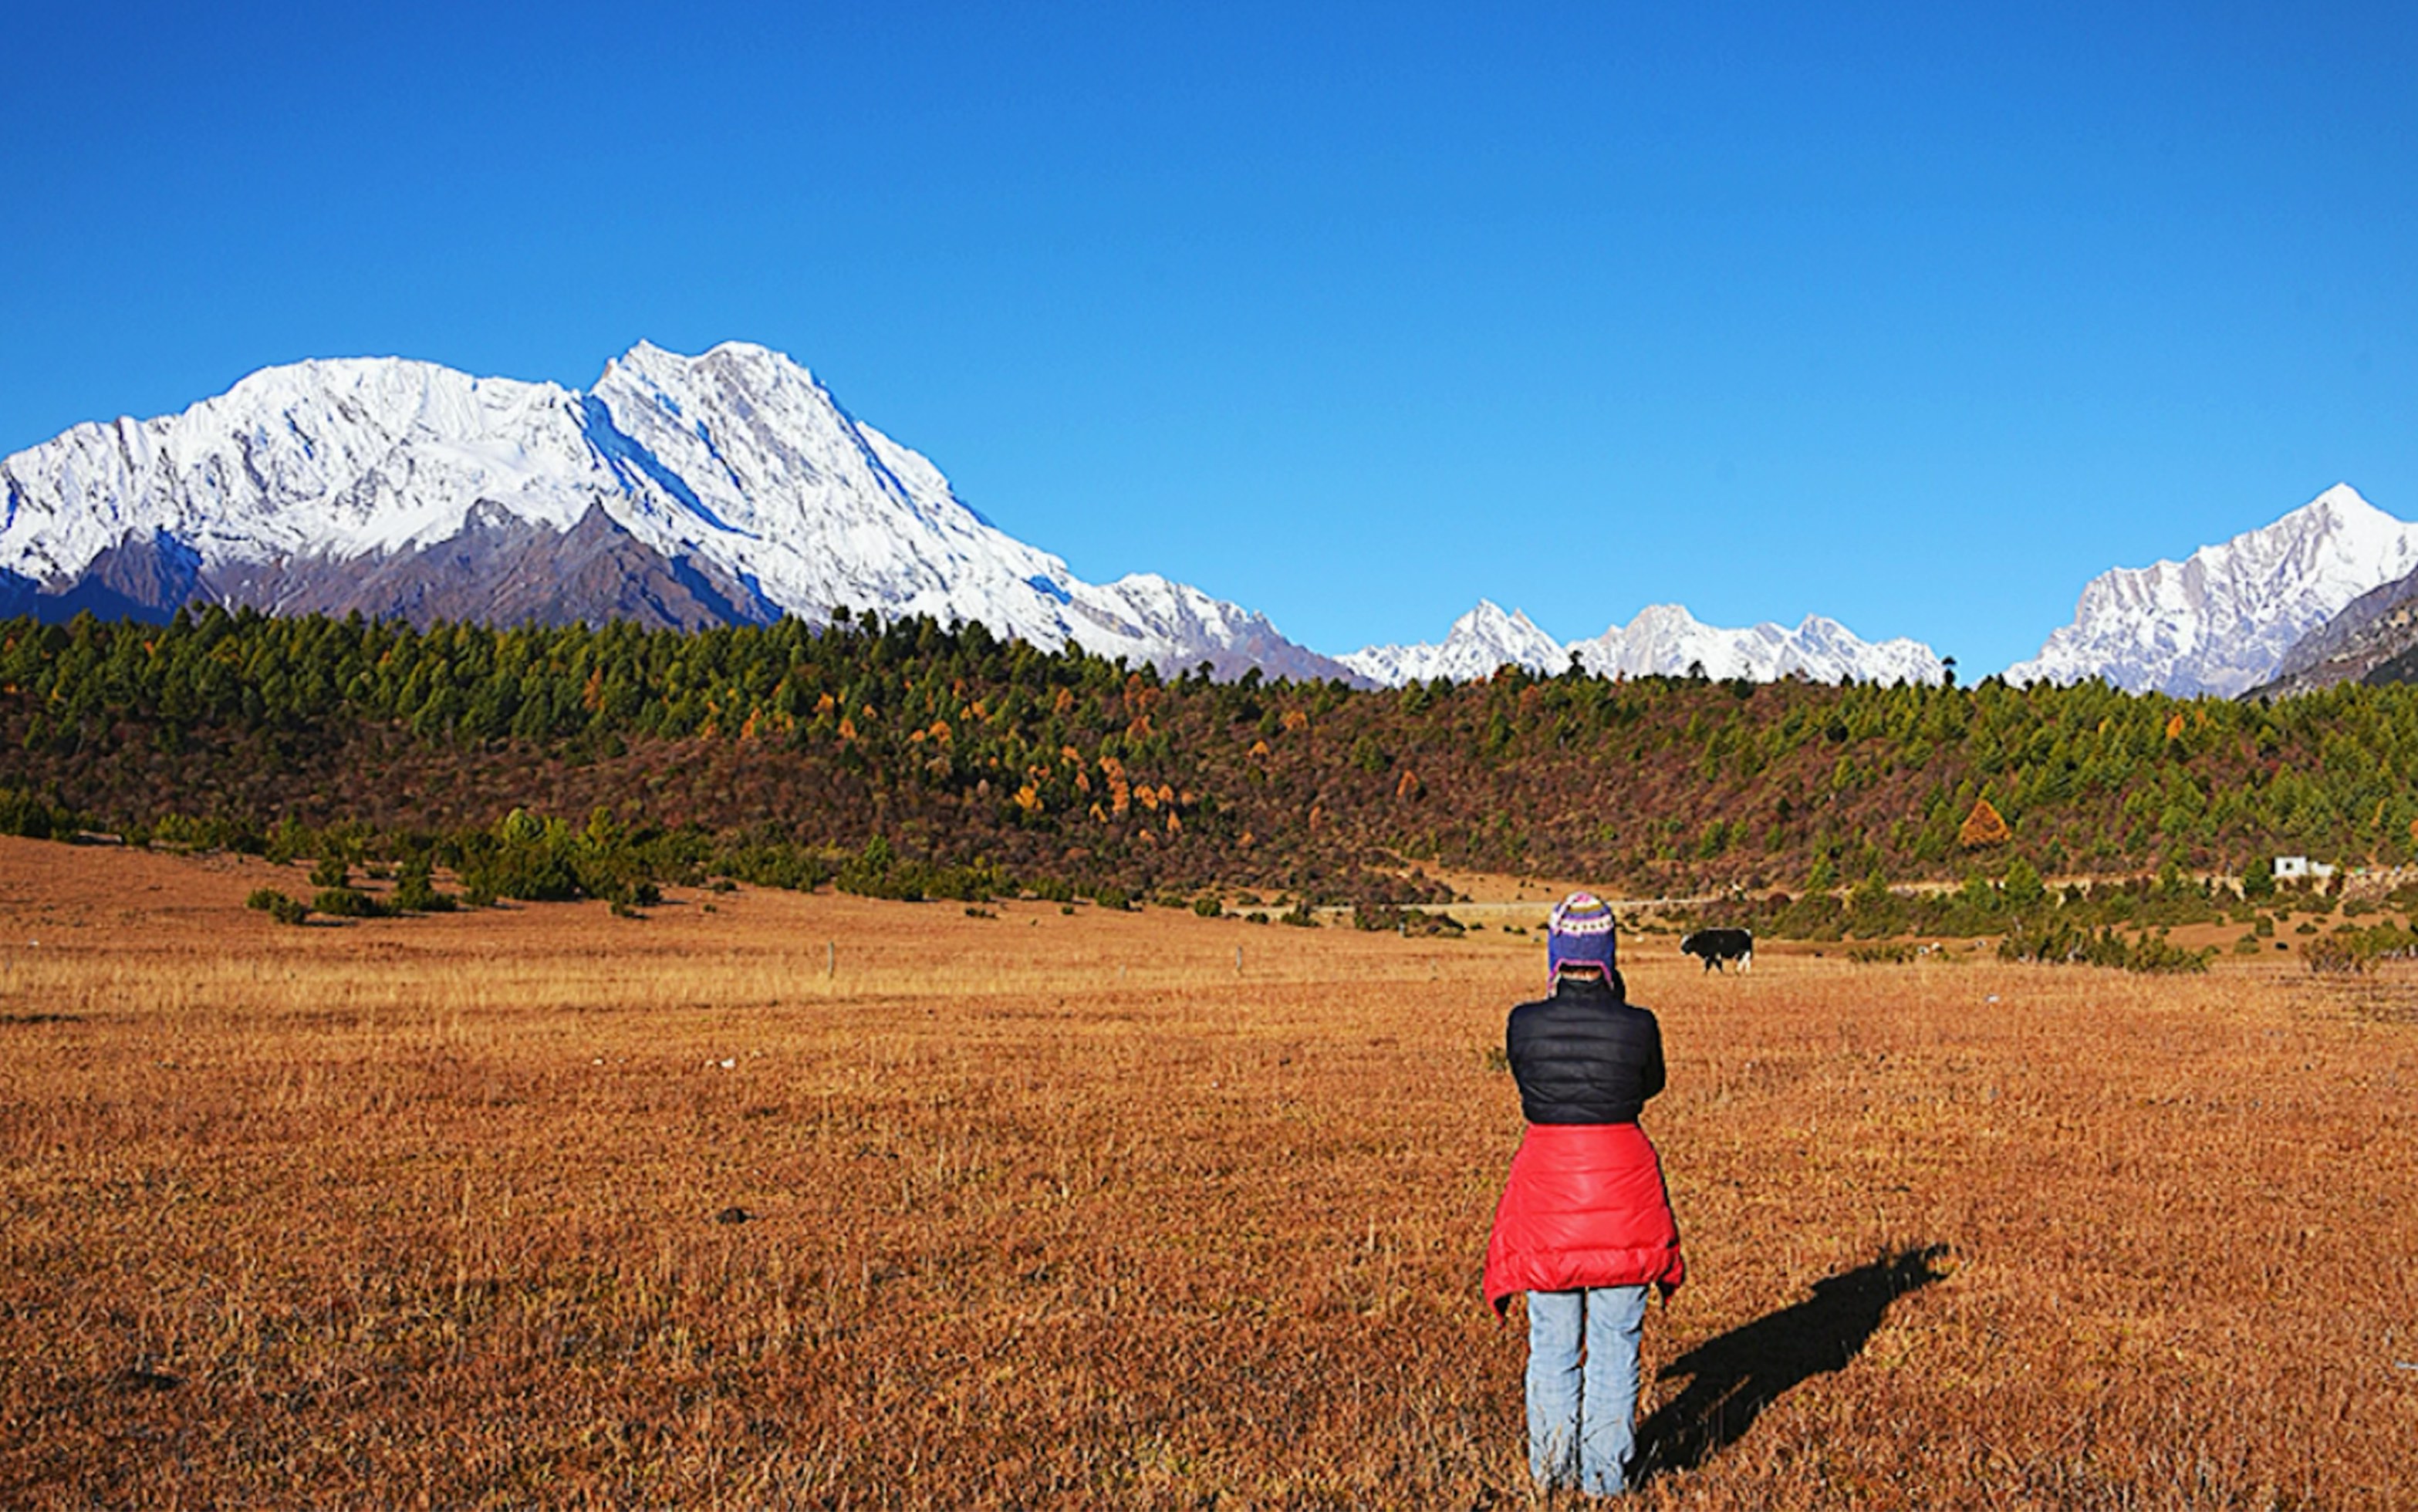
[1526,1284,1649,1496]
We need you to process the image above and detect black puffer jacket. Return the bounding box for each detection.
[1505,974,1666,1125]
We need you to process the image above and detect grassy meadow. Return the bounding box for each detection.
[1,835,2412,1508]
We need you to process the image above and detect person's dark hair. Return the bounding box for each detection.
[1557,964,1627,1001]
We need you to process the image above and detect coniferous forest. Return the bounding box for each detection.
[5,605,2418,913]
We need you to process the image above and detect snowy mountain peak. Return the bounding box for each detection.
[1342,599,1944,687]
[0,342,1359,683]
[1339,599,1568,684]
[2298,481,2387,527]
[1570,605,1944,684]
[605,339,810,386]
[2005,483,2418,697]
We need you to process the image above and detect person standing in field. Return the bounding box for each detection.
[1484,891,1684,1497]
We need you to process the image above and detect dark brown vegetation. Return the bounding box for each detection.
[1,838,2412,1507]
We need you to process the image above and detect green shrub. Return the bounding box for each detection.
[1849,941,1919,964]
[308,856,351,889]
[390,873,456,913]
[147,812,260,854]
[245,888,311,926]
[312,886,384,919]
[715,846,830,892]
[1997,917,2210,974]
[1193,896,1224,918]
[2304,933,2369,973]
[832,835,1012,903]
[463,842,581,903]
[1351,901,1464,936]
[2125,933,2214,974]
[2299,920,2418,973]
[0,788,75,841]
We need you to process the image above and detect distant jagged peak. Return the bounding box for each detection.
[2288,481,2386,526]
[603,338,828,393]
[1616,602,1710,636]
[174,349,571,439]
[594,341,856,445]
[1339,598,1568,685]
[2005,481,2418,697]
[1454,597,1545,631]
[1570,603,1943,684]
[1443,599,1563,660]
[1342,597,1940,687]
[2170,482,2402,580]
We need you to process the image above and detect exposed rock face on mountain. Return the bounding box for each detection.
[2250,562,2418,698]
[1339,600,1570,683]
[1342,599,1944,685]
[0,342,1359,682]
[2005,484,2418,697]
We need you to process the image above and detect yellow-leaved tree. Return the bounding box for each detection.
[1959,797,2013,849]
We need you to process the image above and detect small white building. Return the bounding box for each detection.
[2274,856,2336,881]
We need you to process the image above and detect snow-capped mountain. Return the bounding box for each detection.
[1571,604,1945,683]
[2005,484,2418,697]
[1341,600,1944,686]
[0,341,1359,683]
[1340,600,1569,683]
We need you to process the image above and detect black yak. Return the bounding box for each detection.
[1680,928,1754,972]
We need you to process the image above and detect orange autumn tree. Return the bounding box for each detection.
[1959,797,2014,849]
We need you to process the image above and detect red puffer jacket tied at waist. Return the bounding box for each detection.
[1484,1121,1684,1314]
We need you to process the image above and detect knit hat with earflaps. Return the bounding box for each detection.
[1546,891,1619,980]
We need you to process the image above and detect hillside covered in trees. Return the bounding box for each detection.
[5,606,2417,906]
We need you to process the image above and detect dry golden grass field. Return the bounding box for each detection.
[2,835,2413,1509]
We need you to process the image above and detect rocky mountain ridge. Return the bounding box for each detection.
[2250,559,2418,698]
[2006,484,2418,697]
[1340,599,1946,687]
[4,343,2412,697]
[0,343,1359,683]
[1339,601,1571,684]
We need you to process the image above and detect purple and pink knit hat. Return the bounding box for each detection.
[1546,891,1619,980]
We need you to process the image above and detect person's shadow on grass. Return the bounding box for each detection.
[1633,1244,1951,1486]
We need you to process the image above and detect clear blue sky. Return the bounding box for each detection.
[3,2,2413,673]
